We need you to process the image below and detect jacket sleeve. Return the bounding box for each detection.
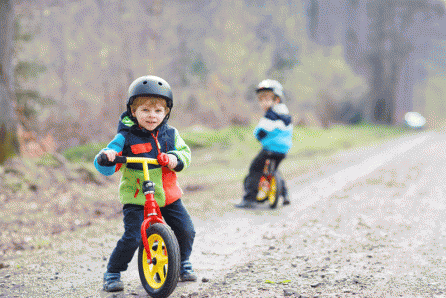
[168,128,191,172]
[93,133,125,176]
[254,115,274,141]
[254,126,268,141]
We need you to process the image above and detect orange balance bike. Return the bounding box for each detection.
[256,157,283,209]
[100,154,180,298]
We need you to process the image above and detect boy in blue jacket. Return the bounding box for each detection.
[236,79,293,209]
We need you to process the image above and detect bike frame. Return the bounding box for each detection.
[116,156,165,264]
[264,158,276,182]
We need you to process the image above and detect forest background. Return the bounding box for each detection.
[2,0,446,161]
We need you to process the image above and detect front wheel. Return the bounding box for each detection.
[138,223,180,298]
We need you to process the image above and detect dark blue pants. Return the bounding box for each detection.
[243,149,288,202]
[107,199,195,273]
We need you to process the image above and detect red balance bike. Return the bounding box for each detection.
[99,154,180,298]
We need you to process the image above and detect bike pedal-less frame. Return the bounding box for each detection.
[99,154,180,298]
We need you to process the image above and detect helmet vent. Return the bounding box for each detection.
[143,81,147,84]
[158,82,163,86]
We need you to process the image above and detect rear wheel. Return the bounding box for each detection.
[268,175,281,209]
[138,223,180,298]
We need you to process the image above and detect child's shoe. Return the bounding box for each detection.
[103,272,124,292]
[235,200,256,209]
[283,195,291,206]
[180,260,197,282]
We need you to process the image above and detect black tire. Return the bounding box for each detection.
[268,175,282,209]
[138,223,180,298]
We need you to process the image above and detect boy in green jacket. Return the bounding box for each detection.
[94,75,196,292]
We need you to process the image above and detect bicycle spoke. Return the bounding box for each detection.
[156,264,166,282]
[157,254,169,266]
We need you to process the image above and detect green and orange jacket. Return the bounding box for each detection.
[94,112,191,207]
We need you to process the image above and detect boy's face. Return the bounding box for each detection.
[257,90,280,112]
[131,96,169,131]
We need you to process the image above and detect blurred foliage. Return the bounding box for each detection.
[62,142,107,162]
[15,61,46,80]
[11,0,372,149]
[0,129,18,164]
[35,154,60,167]
[284,46,368,105]
[14,0,442,154]
[416,75,446,128]
[14,18,33,42]
[14,14,53,132]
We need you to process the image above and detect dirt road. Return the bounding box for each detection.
[1,130,446,297]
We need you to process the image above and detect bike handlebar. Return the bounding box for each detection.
[97,153,160,166]
[97,152,162,181]
[114,156,127,164]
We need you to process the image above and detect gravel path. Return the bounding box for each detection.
[1,130,446,297]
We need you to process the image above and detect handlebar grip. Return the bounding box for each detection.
[97,152,114,166]
[97,153,127,166]
[157,153,170,167]
[114,156,127,164]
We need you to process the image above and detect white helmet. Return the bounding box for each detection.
[256,79,284,100]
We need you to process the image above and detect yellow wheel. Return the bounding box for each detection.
[138,223,180,298]
[268,176,280,209]
[256,177,269,202]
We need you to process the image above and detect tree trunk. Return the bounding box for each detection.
[0,0,18,164]
[342,0,444,124]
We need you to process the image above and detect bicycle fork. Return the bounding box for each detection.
[140,180,166,264]
[136,156,166,265]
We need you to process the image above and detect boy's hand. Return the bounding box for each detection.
[167,154,178,170]
[104,150,118,162]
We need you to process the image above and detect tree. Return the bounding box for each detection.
[0,0,18,164]
[305,0,446,124]
[345,0,446,124]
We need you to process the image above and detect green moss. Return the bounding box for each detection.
[62,142,107,162]
[36,154,59,167]
[0,124,18,165]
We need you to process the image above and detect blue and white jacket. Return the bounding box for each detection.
[254,103,293,154]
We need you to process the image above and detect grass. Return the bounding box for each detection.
[179,122,414,174]
[57,123,415,220]
[58,123,415,186]
[61,122,412,164]
[177,123,414,219]
[62,142,108,162]
[289,123,413,156]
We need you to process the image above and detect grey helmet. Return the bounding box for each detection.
[127,75,173,114]
[256,79,284,100]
